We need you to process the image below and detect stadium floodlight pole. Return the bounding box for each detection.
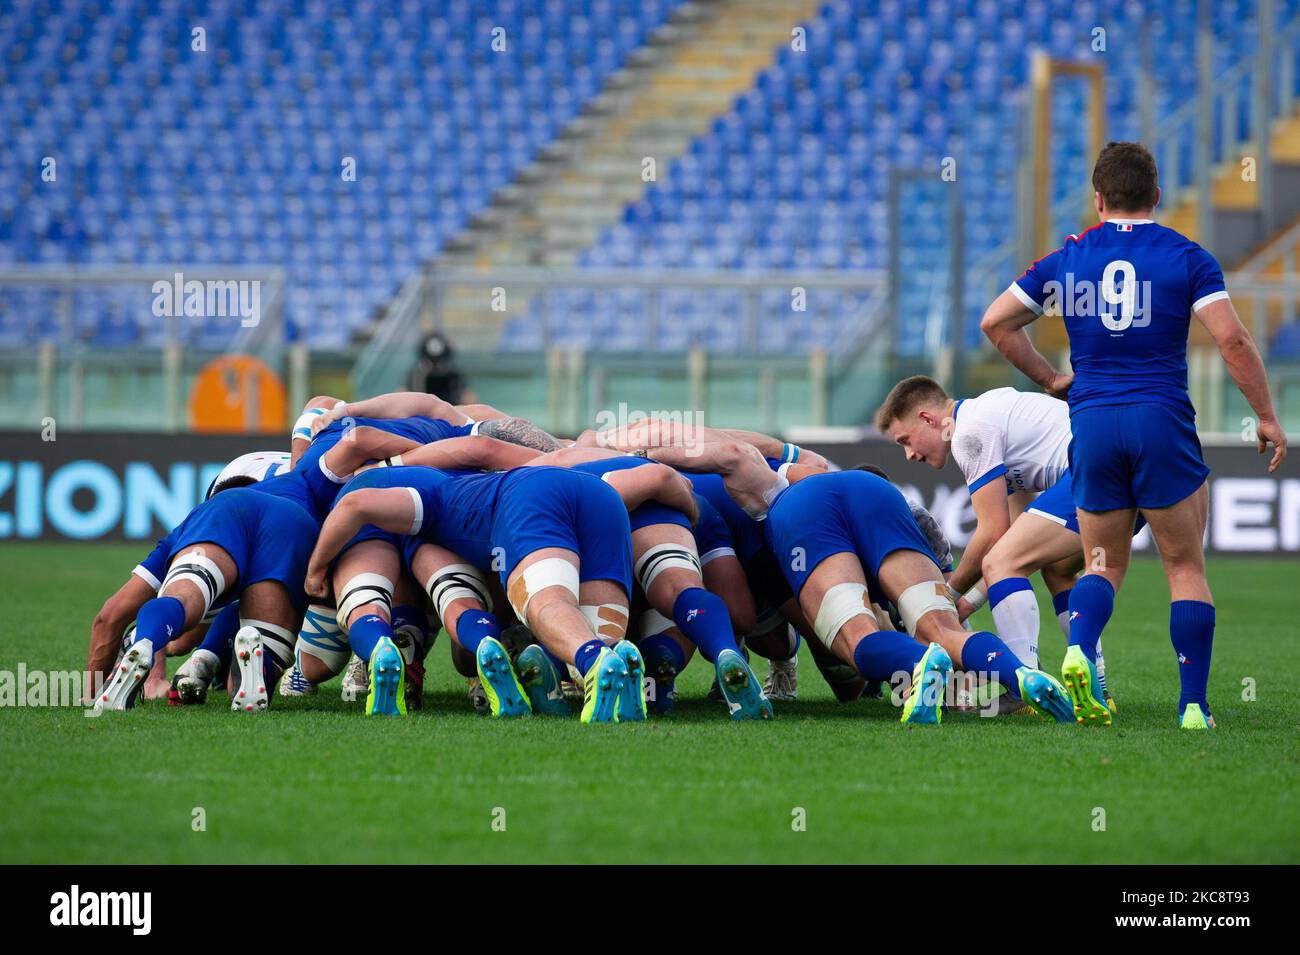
[947,180,965,398]
[889,167,966,394]
[1138,28,1154,145]
[1254,0,1276,235]
[1195,0,1215,251]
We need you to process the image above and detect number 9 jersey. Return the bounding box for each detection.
[1007,219,1224,511]
[1008,218,1226,417]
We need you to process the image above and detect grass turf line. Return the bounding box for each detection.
[0,543,1296,863]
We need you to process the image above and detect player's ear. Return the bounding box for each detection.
[1093,191,1104,218]
[1152,186,1161,210]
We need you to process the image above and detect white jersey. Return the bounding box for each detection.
[204,450,291,498]
[949,388,1070,495]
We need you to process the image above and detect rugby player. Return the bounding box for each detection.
[877,377,1124,710]
[642,440,1076,723]
[305,462,641,724]
[981,140,1286,728]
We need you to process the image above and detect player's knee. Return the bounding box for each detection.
[335,573,394,631]
[812,582,874,650]
[981,547,1014,584]
[296,604,349,677]
[160,552,228,619]
[424,562,492,624]
[507,557,578,623]
[634,542,701,597]
[581,602,628,642]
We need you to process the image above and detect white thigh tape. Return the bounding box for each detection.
[425,562,492,620]
[161,554,227,615]
[581,603,629,641]
[812,582,872,650]
[335,573,394,628]
[639,608,674,637]
[897,581,957,636]
[634,542,700,593]
[242,619,296,668]
[296,604,349,669]
[507,557,579,621]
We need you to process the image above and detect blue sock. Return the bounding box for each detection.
[1051,589,1073,618]
[454,608,501,654]
[672,587,738,664]
[392,605,432,661]
[1170,600,1215,713]
[135,596,188,664]
[348,614,393,663]
[960,631,1028,698]
[640,632,687,675]
[1066,575,1114,662]
[851,630,925,682]
[574,638,606,677]
[197,603,240,684]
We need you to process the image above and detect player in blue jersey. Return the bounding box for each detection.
[89,425,420,713]
[305,460,640,724]
[643,439,1076,724]
[982,141,1286,728]
[520,445,773,720]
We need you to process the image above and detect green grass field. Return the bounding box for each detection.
[1,543,1296,864]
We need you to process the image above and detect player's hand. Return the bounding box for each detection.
[954,596,976,622]
[310,405,344,437]
[1257,417,1288,473]
[1045,372,1073,400]
[304,566,329,599]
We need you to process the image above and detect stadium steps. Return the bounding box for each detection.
[1163,109,1300,348]
[430,0,821,348]
[1161,108,1300,264]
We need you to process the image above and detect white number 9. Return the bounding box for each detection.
[1100,259,1137,331]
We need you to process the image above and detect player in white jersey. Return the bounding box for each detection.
[203,450,291,498]
[877,376,1126,709]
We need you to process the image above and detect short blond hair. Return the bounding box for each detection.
[874,376,949,431]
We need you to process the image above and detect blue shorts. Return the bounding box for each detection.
[492,468,633,595]
[765,471,935,602]
[169,488,318,609]
[693,495,735,564]
[1025,469,1149,536]
[1069,404,1209,511]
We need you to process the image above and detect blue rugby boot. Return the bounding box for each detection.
[365,636,406,717]
[715,648,774,721]
[1061,645,1112,726]
[475,636,531,718]
[900,642,952,725]
[515,644,571,715]
[613,640,647,722]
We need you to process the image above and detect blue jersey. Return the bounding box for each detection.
[292,415,473,521]
[1011,219,1226,416]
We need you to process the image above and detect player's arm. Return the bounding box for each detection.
[980,290,1073,398]
[717,429,830,470]
[388,435,541,471]
[601,464,700,525]
[290,395,341,468]
[312,391,468,435]
[322,426,421,477]
[305,488,421,597]
[87,574,156,699]
[948,480,1012,595]
[456,402,509,421]
[1197,298,1287,472]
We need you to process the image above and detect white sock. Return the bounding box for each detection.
[989,580,1039,669]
